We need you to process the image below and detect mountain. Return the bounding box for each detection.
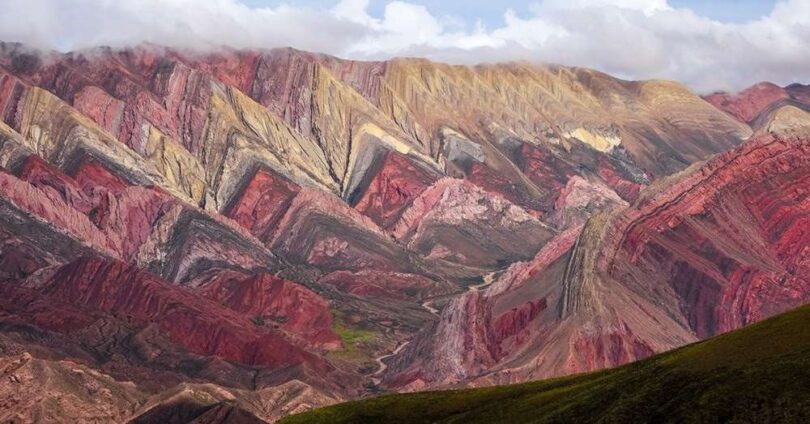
[705,82,810,133]
[280,302,810,424]
[379,131,810,390]
[0,41,807,422]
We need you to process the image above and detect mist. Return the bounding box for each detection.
[1,0,808,92]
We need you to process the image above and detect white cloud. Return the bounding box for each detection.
[539,0,671,15]
[0,0,808,92]
[0,0,366,53]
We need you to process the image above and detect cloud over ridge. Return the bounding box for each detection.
[1,0,808,91]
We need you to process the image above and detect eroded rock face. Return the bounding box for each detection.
[385,135,810,389]
[224,166,301,242]
[0,41,807,422]
[605,135,810,337]
[352,151,438,229]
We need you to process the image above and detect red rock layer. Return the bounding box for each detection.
[704,82,810,129]
[609,135,810,336]
[225,166,301,241]
[490,299,547,348]
[1,256,333,373]
[201,273,340,350]
[705,82,791,123]
[389,178,556,269]
[185,48,386,136]
[317,270,443,301]
[15,154,94,214]
[270,188,416,272]
[4,46,209,155]
[568,324,655,372]
[352,151,436,229]
[516,143,575,210]
[383,227,582,388]
[71,157,131,195]
[512,141,643,219]
[466,161,546,216]
[6,151,177,260]
[0,166,115,255]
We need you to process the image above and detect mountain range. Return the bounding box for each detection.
[0,41,809,422]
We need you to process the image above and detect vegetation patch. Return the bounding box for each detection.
[330,310,378,361]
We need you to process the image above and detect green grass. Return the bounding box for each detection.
[330,312,378,361]
[283,304,810,423]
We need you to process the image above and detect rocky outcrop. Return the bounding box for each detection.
[224,166,301,242]
[601,134,810,336]
[268,188,417,273]
[0,352,144,423]
[383,226,582,388]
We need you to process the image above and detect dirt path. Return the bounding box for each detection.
[420,270,498,315]
[371,340,412,385]
[377,271,500,384]
[468,270,497,292]
[421,299,439,314]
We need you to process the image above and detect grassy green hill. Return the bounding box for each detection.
[282,304,810,424]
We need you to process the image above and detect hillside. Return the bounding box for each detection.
[283,303,810,423]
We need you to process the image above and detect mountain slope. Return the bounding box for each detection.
[705,82,810,134]
[282,303,810,424]
[380,133,810,390]
[0,41,806,422]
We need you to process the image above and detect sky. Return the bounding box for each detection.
[0,0,807,92]
[245,0,779,26]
